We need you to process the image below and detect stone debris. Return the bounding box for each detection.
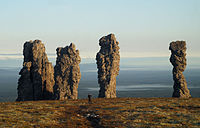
[169,41,191,98]
[85,112,101,126]
[96,34,120,98]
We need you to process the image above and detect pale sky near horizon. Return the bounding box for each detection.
[0,0,199,58]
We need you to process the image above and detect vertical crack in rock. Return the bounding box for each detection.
[16,40,55,101]
[96,34,120,98]
[54,43,81,100]
[169,41,191,98]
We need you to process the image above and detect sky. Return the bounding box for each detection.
[0,0,199,58]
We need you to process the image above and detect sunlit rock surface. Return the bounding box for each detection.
[54,43,81,100]
[96,34,120,98]
[16,40,55,101]
[169,41,191,98]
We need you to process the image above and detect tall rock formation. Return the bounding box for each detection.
[96,34,120,98]
[169,41,191,98]
[54,43,81,100]
[16,40,55,101]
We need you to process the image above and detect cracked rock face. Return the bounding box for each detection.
[54,43,81,100]
[96,34,120,98]
[16,40,55,101]
[169,41,191,98]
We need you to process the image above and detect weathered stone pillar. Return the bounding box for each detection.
[16,40,55,101]
[54,43,81,100]
[169,41,191,98]
[96,34,120,98]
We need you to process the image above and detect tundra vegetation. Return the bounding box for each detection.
[0,98,200,127]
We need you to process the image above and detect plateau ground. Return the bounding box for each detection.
[0,98,200,127]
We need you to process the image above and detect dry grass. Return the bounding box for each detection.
[0,98,200,128]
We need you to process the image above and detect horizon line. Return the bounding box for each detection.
[0,53,199,60]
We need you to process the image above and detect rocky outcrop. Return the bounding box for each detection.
[54,43,81,100]
[169,41,191,98]
[16,40,55,101]
[96,34,120,98]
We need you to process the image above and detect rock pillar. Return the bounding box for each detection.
[96,34,120,98]
[54,43,81,100]
[169,41,191,98]
[16,40,55,101]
